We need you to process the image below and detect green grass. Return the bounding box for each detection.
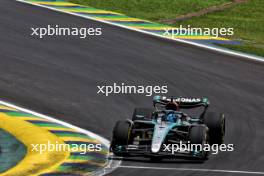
[69,0,229,21]
[69,0,264,57]
[174,0,264,57]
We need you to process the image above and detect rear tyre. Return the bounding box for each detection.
[190,125,209,159]
[111,120,132,156]
[203,112,225,145]
[132,108,153,121]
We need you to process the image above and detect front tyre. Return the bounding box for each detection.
[190,125,209,159]
[111,120,132,156]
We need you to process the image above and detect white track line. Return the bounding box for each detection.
[0,99,121,175]
[16,0,264,62]
[119,165,264,175]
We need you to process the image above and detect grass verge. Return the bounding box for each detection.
[69,0,230,21]
[174,0,264,57]
[69,0,264,57]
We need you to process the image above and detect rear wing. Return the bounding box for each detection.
[153,96,209,109]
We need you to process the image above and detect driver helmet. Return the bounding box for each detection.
[166,113,177,123]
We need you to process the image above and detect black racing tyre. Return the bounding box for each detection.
[203,112,225,145]
[132,108,153,121]
[111,120,132,156]
[190,125,209,159]
[112,120,132,145]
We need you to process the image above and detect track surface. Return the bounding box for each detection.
[1,0,264,175]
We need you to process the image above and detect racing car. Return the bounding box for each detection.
[110,96,225,160]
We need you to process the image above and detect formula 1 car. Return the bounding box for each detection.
[110,96,225,160]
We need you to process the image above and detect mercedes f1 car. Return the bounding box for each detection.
[110,96,225,160]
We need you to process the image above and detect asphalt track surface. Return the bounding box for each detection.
[0,0,264,175]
